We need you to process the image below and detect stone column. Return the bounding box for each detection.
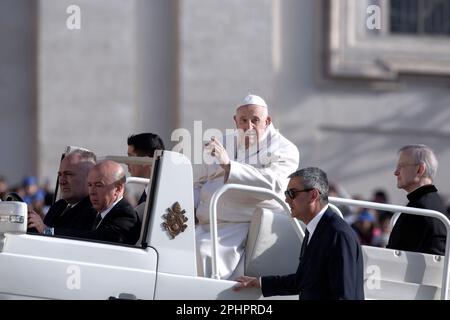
[0,0,37,184]
[37,0,136,182]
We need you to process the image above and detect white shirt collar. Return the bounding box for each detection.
[68,201,80,208]
[99,196,123,219]
[305,204,329,244]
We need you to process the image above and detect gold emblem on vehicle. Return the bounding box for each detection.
[162,202,188,239]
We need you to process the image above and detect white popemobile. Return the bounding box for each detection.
[0,149,449,300]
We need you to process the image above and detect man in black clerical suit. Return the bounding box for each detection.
[234,167,364,300]
[387,144,449,255]
[28,150,97,234]
[127,133,165,205]
[56,160,141,245]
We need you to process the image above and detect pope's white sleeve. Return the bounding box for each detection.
[227,143,299,194]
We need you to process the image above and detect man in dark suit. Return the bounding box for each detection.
[234,167,364,300]
[387,144,449,255]
[127,133,165,205]
[56,160,141,245]
[28,150,97,234]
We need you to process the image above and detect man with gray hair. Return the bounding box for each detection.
[387,144,449,255]
[234,167,364,299]
[28,149,97,235]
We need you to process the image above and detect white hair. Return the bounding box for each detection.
[399,144,438,181]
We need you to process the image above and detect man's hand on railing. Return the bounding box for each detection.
[233,276,261,291]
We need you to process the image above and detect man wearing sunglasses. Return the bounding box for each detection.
[235,167,364,300]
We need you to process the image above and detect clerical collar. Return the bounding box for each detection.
[407,184,438,202]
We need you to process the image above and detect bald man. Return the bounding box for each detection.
[56,160,141,245]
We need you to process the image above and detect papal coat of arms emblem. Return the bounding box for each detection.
[162,202,188,239]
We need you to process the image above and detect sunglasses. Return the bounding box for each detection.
[284,188,314,200]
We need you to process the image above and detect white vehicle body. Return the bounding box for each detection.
[0,150,449,299]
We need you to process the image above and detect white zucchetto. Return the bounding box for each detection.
[237,94,268,109]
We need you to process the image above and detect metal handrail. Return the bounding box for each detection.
[102,155,151,186]
[103,155,154,165]
[329,196,450,300]
[328,203,344,219]
[208,186,450,299]
[126,177,149,186]
[209,184,304,280]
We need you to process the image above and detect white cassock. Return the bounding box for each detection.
[194,124,300,279]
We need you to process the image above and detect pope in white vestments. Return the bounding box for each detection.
[194,94,300,279]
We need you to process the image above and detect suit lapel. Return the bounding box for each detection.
[100,199,124,225]
[299,209,334,264]
[297,209,335,292]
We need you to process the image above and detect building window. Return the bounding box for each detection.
[390,0,450,35]
[327,0,450,79]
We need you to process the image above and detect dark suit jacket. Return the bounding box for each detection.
[44,197,97,231]
[55,198,141,245]
[387,184,448,255]
[261,208,365,300]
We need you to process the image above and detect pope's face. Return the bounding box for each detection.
[233,105,271,148]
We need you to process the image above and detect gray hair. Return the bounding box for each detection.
[66,149,97,165]
[288,167,329,203]
[399,144,438,181]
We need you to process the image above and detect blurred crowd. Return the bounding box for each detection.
[0,174,54,218]
[329,184,393,248]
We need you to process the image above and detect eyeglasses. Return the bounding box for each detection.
[395,163,419,171]
[284,188,314,200]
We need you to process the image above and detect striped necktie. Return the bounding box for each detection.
[60,203,73,217]
[93,213,102,230]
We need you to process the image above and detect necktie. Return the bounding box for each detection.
[300,229,310,260]
[93,213,102,230]
[60,204,72,217]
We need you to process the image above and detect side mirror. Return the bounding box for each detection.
[4,192,24,202]
[0,201,27,235]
